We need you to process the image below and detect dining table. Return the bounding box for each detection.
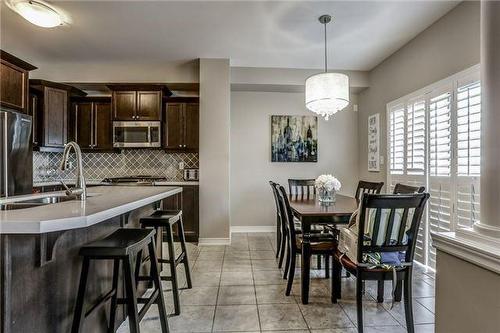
[288,193,358,304]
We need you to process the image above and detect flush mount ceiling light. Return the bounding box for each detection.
[305,15,349,120]
[11,0,63,28]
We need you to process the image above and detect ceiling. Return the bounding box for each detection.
[0,0,459,71]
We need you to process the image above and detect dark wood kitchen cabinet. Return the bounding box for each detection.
[162,185,199,242]
[30,80,86,151]
[70,97,114,151]
[164,101,199,151]
[109,84,170,121]
[0,50,37,113]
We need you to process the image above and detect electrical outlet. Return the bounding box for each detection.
[178,162,185,170]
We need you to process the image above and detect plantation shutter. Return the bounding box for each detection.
[428,88,453,268]
[455,79,481,228]
[387,66,481,269]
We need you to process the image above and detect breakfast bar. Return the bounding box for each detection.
[0,186,182,333]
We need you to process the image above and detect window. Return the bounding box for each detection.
[387,66,480,269]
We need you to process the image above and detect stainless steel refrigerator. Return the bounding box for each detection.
[0,109,33,197]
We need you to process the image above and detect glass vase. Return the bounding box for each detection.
[318,188,336,203]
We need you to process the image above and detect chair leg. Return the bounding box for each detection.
[404,272,415,333]
[331,258,342,303]
[148,240,170,333]
[123,256,140,333]
[108,259,120,333]
[276,215,281,259]
[324,255,330,279]
[278,229,286,269]
[394,281,403,302]
[166,224,181,315]
[134,249,143,288]
[285,253,296,296]
[283,237,290,280]
[317,255,322,269]
[177,216,193,289]
[356,276,364,333]
[377,280,384,303]
[71,257,90,333]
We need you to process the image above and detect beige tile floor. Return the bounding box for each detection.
[118,232,435,333]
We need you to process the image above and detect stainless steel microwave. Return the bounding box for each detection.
[113,121,161,148]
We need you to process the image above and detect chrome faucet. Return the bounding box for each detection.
[59,141,87,200]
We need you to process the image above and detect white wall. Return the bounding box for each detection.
[199,59,231,241]
[357,1,480,184]
[230,91,358,228]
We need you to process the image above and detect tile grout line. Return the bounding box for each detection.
[210,244,225,333]
[248,233,263,333]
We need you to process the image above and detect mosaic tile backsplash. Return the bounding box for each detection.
[33,150,199,183]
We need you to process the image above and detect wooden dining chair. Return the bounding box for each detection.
[287,179,327,271]
[331,193,430,333]
[288,179,316,199]
[393,183,425,195]
[354,181,384,201]
[374,182,426,302]
[276,184,336,296]
[269,181,286,268]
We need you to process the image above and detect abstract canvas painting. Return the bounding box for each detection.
[271,115,318,162]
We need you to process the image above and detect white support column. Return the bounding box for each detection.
[475,0,500,238]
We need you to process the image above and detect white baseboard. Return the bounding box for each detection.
[198,238,231,245]
[231,226,275,233]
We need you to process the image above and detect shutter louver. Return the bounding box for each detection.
[406,100,426,175]
[456,81,481,177]
[389,106,405,175]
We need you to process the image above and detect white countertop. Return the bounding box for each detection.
[0,186,182,234]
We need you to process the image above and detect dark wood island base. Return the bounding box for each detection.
[0,203,160,333]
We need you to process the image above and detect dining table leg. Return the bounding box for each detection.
[301,221,312,304]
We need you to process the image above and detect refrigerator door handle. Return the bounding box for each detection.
[2,112,9,197]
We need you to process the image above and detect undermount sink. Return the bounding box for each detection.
[0,192,102,211]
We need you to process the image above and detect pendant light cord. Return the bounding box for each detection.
[324,22,328,73]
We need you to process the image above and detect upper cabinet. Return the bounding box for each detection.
[164,98,199,152]
[70,97,113,151]
[109,84,171,121]
[0,50,37,113]
[30,80,86,151]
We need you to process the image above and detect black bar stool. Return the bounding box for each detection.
[139,209,193,316]
[71,228,169,333]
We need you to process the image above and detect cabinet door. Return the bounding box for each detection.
[136,91,161,120]
[113,91,136,120]
[94,102,113,149]
[164,103,183,149]
[181,185,199,242]
[43,87,67,147]
[184,103,199,150]
[161,186,199,242]
[0,60,28,113]
[73,102,93,148]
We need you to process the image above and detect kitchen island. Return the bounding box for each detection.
[0,185,182,333]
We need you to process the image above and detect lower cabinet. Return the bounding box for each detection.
[161,185,199,242]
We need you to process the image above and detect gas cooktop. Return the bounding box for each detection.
[101,175,169,185]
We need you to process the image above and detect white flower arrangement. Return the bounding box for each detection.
[315,174,342,192]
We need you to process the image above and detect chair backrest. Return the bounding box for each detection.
[355,180,384,201]
[269,181,280,216]
[356,193,430,264]
[393,183,425,194]
[276,184,299,251]
[288,179,316,199]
